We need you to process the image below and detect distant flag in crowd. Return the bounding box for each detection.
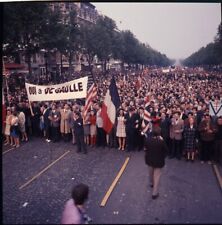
[3,59,9,77]
[123,74,127,86]
[83,73,97,121]
[136,75,142,90]
[143,96,152,124]
[101,76,121,134]
[141,68,149,76]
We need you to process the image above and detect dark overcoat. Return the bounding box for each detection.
[144,137,168,168]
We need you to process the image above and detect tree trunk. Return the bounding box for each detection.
[60,52,63,78]
[87,54,95,81]
[88,59,92,74]
[27,51,32,78]
[45,52,48,80]
[136,64,139,70]
[104,60,107,75]
[68,51,73,77]
[121,61,124,73]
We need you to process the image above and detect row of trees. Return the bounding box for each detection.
[3,2,173,77]
[182,22,222,67]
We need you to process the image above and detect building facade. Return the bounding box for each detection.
[16,2,99,80]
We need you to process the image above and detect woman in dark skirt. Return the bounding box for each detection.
[183,117,198,162]
[10,111,20,148]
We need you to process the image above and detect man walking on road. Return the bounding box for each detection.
[144,127,168,199]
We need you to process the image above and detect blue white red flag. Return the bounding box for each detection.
[101,76,121,134]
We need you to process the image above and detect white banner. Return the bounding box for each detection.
[25,76,88,102]
[209,100,222,117]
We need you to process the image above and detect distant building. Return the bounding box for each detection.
[75,2,98,25]
[15,2,99,80]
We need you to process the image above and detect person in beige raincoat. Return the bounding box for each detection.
[60,103,72,142]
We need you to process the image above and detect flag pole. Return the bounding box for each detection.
[3,57,10,103]
[29,100,34,116]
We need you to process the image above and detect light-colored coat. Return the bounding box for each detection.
[60,109,72,134]
[170,118,184,140]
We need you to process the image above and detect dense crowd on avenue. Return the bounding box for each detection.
[2,67,222,164]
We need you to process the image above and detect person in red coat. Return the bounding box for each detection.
[144,126,168,199]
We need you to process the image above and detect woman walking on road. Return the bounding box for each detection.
[144,127,168,199]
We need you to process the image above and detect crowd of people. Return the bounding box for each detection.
[3,67,222,164]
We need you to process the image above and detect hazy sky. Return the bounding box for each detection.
[93,3,221,60]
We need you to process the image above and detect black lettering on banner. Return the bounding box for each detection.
[70,84,74,92]
[73,83,78,92]
[38,89,42,94]
[29,86,37,95]
[45,88,54,94]
[78,82,83,91]
[70,84,79,92]
[55,88,59,94]
[45,88,50,94]
[64,86,69,93]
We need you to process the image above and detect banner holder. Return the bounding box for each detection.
[29,100,34,116]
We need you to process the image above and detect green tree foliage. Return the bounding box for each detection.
[120,30,140,66]
[3,2,51,76]
[64,10,80,75]
[79,23,98,76]
[114,30,172,67]
[3,2,173,78]
[183,22,222,66]
[214,22,222,64]
[92,15,117,73]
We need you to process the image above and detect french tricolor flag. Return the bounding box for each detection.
[101,76,121,134]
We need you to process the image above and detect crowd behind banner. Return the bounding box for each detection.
[2,68,222,164]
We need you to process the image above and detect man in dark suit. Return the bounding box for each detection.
[125,107,137,151]
[136,106,145,151]
[72,111,87,154]
[49,104,60,143]
[31,102,41,137]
